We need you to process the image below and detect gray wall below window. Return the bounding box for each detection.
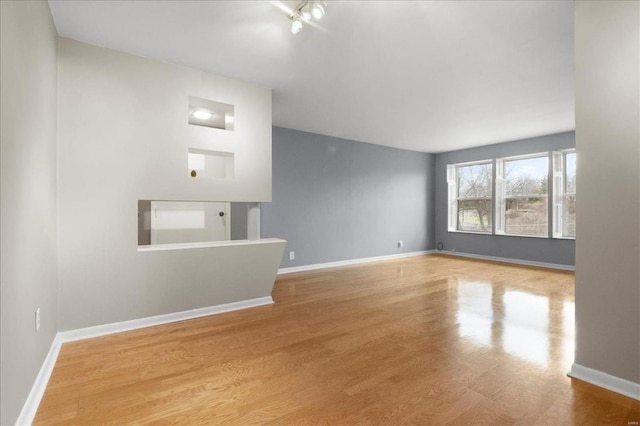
[434,132,576,266]
[262,127,435,268]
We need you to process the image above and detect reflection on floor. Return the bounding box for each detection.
[34,254,639,424]
[456,279,574,370]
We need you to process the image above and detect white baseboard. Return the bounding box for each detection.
[569,363,640,401]
[58,296,273,343]
[278,250,574,274]
[15,296,273,425]
[277,250,435,274]
[15,334,62,426]
[436,250,575,271]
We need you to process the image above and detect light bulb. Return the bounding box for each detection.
[311,2,325,20]
[193,109,213,120]
[291,17,303,34]
[301,10,311,22]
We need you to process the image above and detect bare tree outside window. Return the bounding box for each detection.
[448,150,575,239]
[504,156,549,236]
[456,163,492,232]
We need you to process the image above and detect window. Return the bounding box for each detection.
[496,154,549,237]
[447,149,575,239]
[552,150,576,238]
[447,161,493,233]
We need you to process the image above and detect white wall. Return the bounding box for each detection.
[574,1,639,386]
[59,38,272,204]
[0,1,59,423]
[57,39,283,331]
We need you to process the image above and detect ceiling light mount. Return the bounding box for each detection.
[288,1,327,35]
[193,109,214,120]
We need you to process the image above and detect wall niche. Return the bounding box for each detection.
[188,96,234,131]
[188,148,234,180]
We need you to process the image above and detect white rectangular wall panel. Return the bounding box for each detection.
[57,39,278,331]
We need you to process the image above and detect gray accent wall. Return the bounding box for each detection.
[0,2,59,423]
[574,1,639,386]
[434,132,576,266]
[262,127,435,268]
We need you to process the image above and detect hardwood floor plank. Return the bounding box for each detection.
[34,255,639,424]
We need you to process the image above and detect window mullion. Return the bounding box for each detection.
[495,159,505,234]
[447,164,457,232]
[552,151,564,238]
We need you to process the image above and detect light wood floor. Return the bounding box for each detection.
[35,254,639,425]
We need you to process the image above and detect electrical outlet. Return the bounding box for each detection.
[398,240,404,248]
[35,308,41,332]
[289,251,295,261]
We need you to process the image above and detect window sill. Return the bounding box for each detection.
[496,233,548,239]
[448,230,492,235]
[448,231,576,241]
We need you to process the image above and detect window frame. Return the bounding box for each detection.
[447,159,494,234]
[447,150,575,240]
[552,149,576,239]
[495,152,551,238]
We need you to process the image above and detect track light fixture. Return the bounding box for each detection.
[311,1,326,20]
[289,1,327,34]
[291,13,303,34]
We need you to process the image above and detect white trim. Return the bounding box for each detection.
[447,230,492,235]
[554,236,576,241]
[495,157,506,235]
[447,164,458,232]
[15,334,62,426]
[449,158,494,167]
[137,237,285,252]
[496,233,549,239]
[500,151,550,162]
[59,297,273,343]
[552,150,564,238]
[16,296,274,425]
[448,229,573,241]
[569,363,640,401]
[436,250,575,271]
[278,250,435,274]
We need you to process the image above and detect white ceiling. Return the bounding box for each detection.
[48,0,575,153]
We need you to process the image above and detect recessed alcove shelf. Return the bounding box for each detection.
[188,148,234,180]
[138,200,231,246]
[188,96,234,130]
